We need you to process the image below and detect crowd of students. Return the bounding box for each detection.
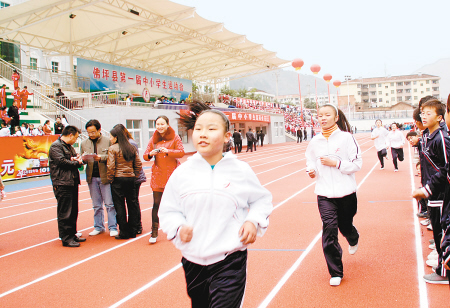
[0,114,69,137]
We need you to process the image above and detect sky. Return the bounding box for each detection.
[171,0,450,81]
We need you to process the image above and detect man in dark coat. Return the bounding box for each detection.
[49,126,86,247]
[7,100,19,135]
[296,127,303,143]
[245,129,254,152]
[258,130,266,147]
[232,129,242,153]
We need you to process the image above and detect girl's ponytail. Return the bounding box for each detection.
[177,101,211,130]
[336,109,352,133]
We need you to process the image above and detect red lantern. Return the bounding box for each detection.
[323,73,332,82]
[310,64,321,74]
[292,58,304,71]
[333,80,342,87]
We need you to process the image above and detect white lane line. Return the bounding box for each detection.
[256,159,305,175]
[0,231,153,299]
[0,193,155,237]
[263,169,305,187]
[257,160,379,308]
[0,205,155,259]
[408,145,429,308]
[108,263,183,308]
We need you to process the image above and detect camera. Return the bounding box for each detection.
[154,148,161,153]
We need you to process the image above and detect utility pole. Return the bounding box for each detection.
[344,75,351,118]
[273,71,280,101]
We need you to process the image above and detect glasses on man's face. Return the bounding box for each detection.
[87,131,98,135]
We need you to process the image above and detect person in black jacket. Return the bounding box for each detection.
[258,130,266,147]
[232,129,242,153]
[54,117,64,135]
[297,127,303,143]
[7,101,19,135]
[49,126,85,247]
[245,129,254,152]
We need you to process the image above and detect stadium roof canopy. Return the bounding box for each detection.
[0,0,289,83]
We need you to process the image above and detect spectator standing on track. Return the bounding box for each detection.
[371,119,389,170]
[232,129,242,153]
[297,127,303,143]
[49,126,86,247]
[54,117,64,135]
[115,124,147,235]
[258,130,265,147]
[303,127,307,141]
[246,128,254,152]
[7,100,19,135]
[305,104,361,287]
[81,119,118,237]
[386,123,405,172]
[143,115,185,244]
[107,126,142,240]
[161,103,272,308]
[252,129,257,151]
[411,99,450,284]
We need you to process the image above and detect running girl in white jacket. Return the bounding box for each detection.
[159,103,273,308]
[305,104,362,287]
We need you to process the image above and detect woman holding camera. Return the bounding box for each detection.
[144,115,185,243]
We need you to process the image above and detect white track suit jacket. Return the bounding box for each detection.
[159,152,273,266]
[305,129,362,198]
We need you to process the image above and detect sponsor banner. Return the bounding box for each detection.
[0,135,59,181]
[179,110,270,123]
[77,58,192,101]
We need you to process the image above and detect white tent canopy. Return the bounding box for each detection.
[0,0,289,82]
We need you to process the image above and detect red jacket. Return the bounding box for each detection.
[143,126,185,191]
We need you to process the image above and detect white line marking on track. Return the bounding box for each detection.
[108,263,183,308]
[257,160,379,308]
[408,145,429,308]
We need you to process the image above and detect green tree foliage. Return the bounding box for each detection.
[237,87,248,98]
[304,98,317,109]
[220,85,237,97]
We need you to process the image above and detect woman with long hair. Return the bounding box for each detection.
[143,115,185,244]
[113,124,147,234]
[305,103,361,286]
[107,126,142,239]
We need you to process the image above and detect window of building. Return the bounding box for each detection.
[426,80,430,84]
[148,120,155,140]
[397,89,403,93]
[379,98,383,102]
[385,85,388,89]
[405,82,411,86]
[126,120,142,148]
[414,89,417,92]
[362,92,368,96]
[426,88,430,92]
[385,93,388,96]
[414,96,418,100]
[378,91,382,95]
[370,84,376,88]
[178,122,188,143]
[433,87,439,91]
[405,89,411,93]
[357,91,361,95]
[432,80,439,84]
[30,58,37,70]
[239,123,245,130]
[397,82,403,86]
[397,96,402,101]
[370,91,376,96]
[274,122,278,137]
[421,91,424,94]
[413,81,417,85]
[391,90,394,94]
[357,84,361,88]
[390,83,395,86]
[73,65,77,75]
[386,100,389,104]
[51,61,59,73]
[378,84,382,87]
[405,96,411,101]
[420,83,423,86]
[392,97,395,102]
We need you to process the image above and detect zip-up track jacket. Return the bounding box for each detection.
[159,152,273,266]
[305,129,362,198]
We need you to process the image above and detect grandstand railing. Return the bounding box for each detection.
[0,58,55,97]
[63,90,120,109]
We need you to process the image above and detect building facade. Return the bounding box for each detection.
[339,74,441,108]
[277,93,338,106]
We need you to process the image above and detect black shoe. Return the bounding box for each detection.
[74,237,86,242]
[115,234,130,240]
[63,240,80,247]
[417,212,428,218]
[136,229,143,235]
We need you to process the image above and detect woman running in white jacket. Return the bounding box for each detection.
[305,104,362,286]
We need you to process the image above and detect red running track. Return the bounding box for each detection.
[0,133,448,307]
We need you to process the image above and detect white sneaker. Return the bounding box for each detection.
[420,219,430,226]
[75,232,82,238]
[109,230,119,237]
[429,249,438,256]
[428,253,439,260]
[429,243,436,250]
[330,277,342,286]
[349,243,358,255]
[426,259,439,267]
[380,167,384,170]
[394,169,398,172]
[89,229,104,236]
[427,224,433,231]
[149,236,157,244]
